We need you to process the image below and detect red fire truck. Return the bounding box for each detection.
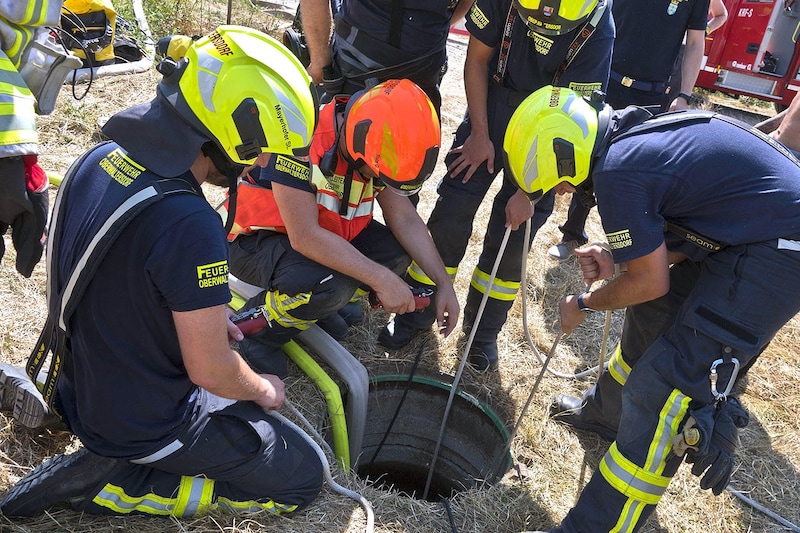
[696,0,800,109]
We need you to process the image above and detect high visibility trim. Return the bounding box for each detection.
[93,483,177,515]
[0,61,31,90]
[599,442,671,505]
[175,476,215,517]
[5,26,33,66]
[59,186,160,329]
[647,389,690,474]
[611,498,647,533]
[469,268,520,301]
[130,439,184,464]
[264,290,313,330]
[607,345,630,386]
[195,49,223,113]
[406,261,456,286]
[316,189,375,219]
[216,496,298,514]
[0,108,37,133]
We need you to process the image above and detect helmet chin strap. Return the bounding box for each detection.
[201,142,247,233]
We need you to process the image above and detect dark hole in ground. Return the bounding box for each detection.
[356,373,511,502]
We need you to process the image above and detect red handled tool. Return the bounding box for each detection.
[369,287,434,311]
[231,306,270,335]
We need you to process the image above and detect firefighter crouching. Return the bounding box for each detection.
[223,78,460,377]
[0,26,325,518]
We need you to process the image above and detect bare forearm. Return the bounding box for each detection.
[464,42,491,136]
[383,199,450,287]
[680,32,705,94]
[300,0,333,67]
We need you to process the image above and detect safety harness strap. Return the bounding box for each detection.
[26,143,200,413]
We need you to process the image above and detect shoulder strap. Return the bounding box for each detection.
[492,2,517,84]
[551,0,607,86]
[610,110,800,167]
[27,147,199,413]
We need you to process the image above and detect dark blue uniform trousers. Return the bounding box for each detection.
[74,395,323,516]
[561,240,800,532]
[396,82,556,347]
[229,220,410,349]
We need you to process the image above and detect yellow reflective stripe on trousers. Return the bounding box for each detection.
[469,268,519,301]
[92,477,214,516]
[92,475,297,517]
[406,261,456,286]
[646,389,690,473]
[174,475,215,517]
[607,345,631,386]
[600,442,670,506]
[264,290,313,330]
[600,389,690,532]
[216,496,298,514]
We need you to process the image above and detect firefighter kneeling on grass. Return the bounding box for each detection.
[0,27,325,518]
[223,78,459,378]
[507,86,800,533]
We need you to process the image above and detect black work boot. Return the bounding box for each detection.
[237,338,289,379]
[468,341,498,372]
[550,395,617,442]
[0,447,123,517]
[0,363,50,428]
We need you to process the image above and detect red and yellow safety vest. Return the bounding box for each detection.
[225,97,382,242]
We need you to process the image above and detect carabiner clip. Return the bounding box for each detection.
[710,357,740,401]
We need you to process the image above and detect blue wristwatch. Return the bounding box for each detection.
[577,292,597,313]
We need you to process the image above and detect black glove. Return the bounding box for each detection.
[684,397,750,495]
[0,155,48,277]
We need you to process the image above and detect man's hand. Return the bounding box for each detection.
[371,273,417,315]
[225,307,245,342]
[307,58,328,86]
[559,294,588,334]
[504,189,534,230]
[255,374,286,410]
[434,283,459,338]
[575,243,616,286]
[446,131,494,184]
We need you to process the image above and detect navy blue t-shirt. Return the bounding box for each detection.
[594,116,800,264]
[55,143,231,459]
[340,0,457,55]
[465,0,614,94]
[611,0,709,82]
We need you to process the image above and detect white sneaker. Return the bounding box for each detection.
[546,240,580,262]
[0,363,50,428]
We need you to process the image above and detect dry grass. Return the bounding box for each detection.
[1,1,798,532]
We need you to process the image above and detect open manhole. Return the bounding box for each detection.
[356,373,511,501]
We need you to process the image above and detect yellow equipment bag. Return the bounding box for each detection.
[61,0,117,66]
